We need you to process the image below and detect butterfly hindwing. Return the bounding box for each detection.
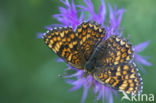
[93,62,143,94]
[93,35,143,94]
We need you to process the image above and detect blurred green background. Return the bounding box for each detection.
[0,0,156,103]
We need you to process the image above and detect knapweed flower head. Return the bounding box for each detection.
[42,0,152,103]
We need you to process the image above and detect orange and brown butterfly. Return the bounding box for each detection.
[43,21,143,95]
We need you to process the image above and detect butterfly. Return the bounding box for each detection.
[43,21,143,95]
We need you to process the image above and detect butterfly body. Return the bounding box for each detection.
[84,40,107,72]
[43,21,143,95]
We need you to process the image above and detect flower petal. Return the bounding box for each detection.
[69,81,83,91]
[56,58,64,62]
[81,85,89,103]
[134,41,150,53]
[37,32,44,39]
[108,92,113,103]
[135,54,152,66]
[109,4,124,31]
[64,70,83,78]
[53,0,80,28]
[97,0,106,24]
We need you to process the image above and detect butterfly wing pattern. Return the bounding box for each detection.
[76,21,105,60]
[43,21,105,69]
[44,27,83,69]
[93,36,143,94]
[43,21,143,95]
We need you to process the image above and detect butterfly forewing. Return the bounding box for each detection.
[96,35,134,67]
[76,21,105,60]
[44,27,83,69]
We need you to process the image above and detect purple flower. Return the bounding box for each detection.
[44,0,151,103]
[53,0,83,29]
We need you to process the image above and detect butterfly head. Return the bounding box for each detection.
[84,59,96,73]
